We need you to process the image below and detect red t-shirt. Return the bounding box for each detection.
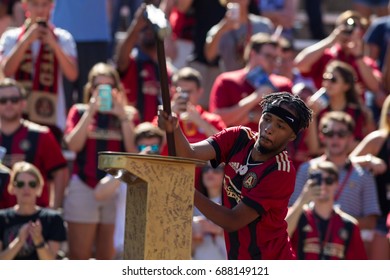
[154,106,226,192]
[207,126,296,259]
[301,44,381,92]
[65,104,130,188]
[209,68,292,131]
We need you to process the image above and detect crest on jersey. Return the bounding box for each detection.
[243,172,258,189]
[20,139,31,151]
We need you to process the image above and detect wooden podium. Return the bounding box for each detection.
[98,152,204,260]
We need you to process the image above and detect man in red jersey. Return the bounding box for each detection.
[158,91,313,259]
[287,161,367,260]
[208,32,293,132]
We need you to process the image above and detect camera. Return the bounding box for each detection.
[309,170,322,186]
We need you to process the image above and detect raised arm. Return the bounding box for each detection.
[294,29,340,73]
[175,0,193,13]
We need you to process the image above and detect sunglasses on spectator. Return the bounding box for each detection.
[322,129,350,138]
[14,180,38,189]
[137,144,159,153]
[203,165,224,173]
[0,96,23,104]
[322,73,338,83]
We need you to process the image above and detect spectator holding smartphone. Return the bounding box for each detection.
[63,62,138,260]
[0,0,78,143]
[160,67,226,154]
[286,161,367,259]
[294,10,383,107]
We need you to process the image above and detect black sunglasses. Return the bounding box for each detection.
[14,180,38,189]
[92,83,116,89]
[322,73,338,83]
[0,96,23,105]
[322,129,349,138]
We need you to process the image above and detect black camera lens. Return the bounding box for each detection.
[343,18,356,34]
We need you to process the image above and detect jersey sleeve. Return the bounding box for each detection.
[207,126,247,166]
[120,57,138,105]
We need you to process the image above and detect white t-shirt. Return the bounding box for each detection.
[0,26,77,131]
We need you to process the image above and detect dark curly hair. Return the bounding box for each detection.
[260,92,313,133]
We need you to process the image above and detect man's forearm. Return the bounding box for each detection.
[51,167,69,209]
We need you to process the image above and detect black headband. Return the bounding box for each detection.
[263,105,300,135]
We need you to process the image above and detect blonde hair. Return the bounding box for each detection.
[335,10,369,28]
[8,161,44,196]
[134,122,164,145]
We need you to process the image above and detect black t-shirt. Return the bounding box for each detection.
[0,208,67,260]
[0,165,10,203]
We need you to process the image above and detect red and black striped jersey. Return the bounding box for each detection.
[291,206,367,260]
[207,126,296,259]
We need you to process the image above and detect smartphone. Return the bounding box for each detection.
[309,170,322,186]
[246,66,276,90]
[98,84,112,112]
[179,91,189,102]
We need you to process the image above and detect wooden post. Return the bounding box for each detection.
[98,152,204,259]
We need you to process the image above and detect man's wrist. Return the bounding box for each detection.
[34,240,46,249]
[120,115,131,123]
